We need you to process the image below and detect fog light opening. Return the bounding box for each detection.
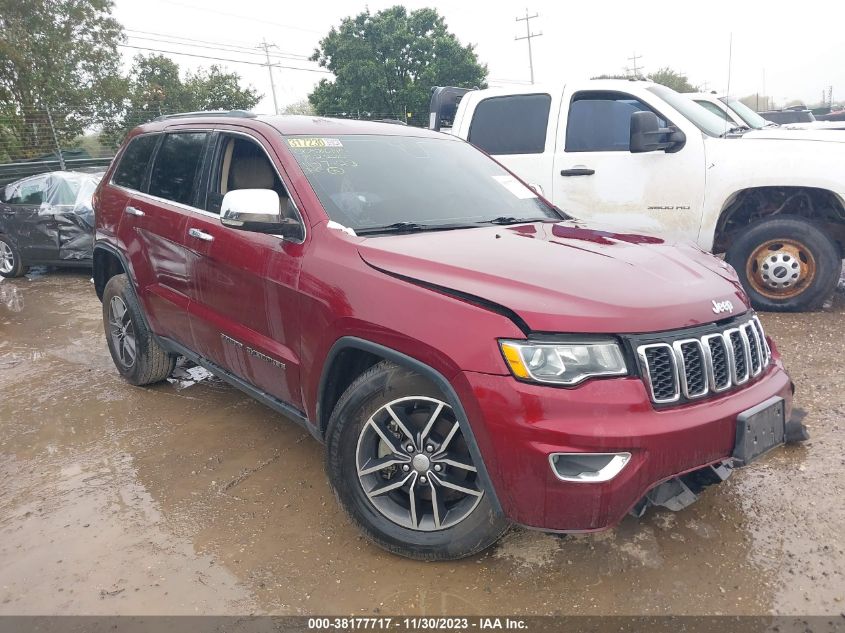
[549,452,631,483]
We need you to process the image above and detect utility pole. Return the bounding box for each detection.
[627,52,643,78]
[515,9,542,84]
[258,38,280,114]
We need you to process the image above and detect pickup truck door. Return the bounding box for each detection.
[552,89,706,241]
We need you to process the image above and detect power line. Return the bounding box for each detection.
[125,31,311,61]
[515,9,542,85]
[117,44,331,74]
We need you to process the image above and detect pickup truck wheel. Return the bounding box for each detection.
[726,215,841,311]
[326,361,508,560]
[0,235,28,278]
[102,274,177,385]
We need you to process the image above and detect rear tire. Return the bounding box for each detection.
[325,361,508,560]
[726,215,841,311]
[102,274,176,385]
[0,235,28,278]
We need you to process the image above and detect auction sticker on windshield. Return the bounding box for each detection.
[287,138,343,149]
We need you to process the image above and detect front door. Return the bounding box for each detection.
[0,174,58,262]
[553,90,705,242]
[185,131,306,409]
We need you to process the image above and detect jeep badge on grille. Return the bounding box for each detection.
[712,299,734,314]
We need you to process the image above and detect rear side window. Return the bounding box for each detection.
[112,134,159,191]
[149,132,208,206]
[565,91,667,152]
[468,94,551,155]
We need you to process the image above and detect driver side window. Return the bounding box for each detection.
[566,91,667,152]
[205,134,300,228]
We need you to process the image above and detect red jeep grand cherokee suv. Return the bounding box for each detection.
[93,112,796,560]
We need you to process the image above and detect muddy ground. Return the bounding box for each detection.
[0,270,843,616]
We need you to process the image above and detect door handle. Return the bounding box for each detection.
[188,227,214,242]
[125,205,145,217]
[560,168,595,177]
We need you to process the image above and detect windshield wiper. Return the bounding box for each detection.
[356,221,476,235]
[480,216,550,225]
[720,125,750,137]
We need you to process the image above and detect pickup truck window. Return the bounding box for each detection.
[148,132,208,206]
[648,85,727,137]
[722,98,768,129]
[468,94,551,155]
[565,92,666,152]
[286,134,559,231]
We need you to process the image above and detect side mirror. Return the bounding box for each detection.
[220,189,302,239]
[629,111,686,153]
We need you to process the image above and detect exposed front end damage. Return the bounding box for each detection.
[630,411,809,519]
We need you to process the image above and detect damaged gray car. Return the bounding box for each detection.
[0,170,102,278]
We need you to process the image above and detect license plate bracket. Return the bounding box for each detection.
[733,396,786,466]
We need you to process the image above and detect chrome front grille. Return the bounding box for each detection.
[636,316,771,405]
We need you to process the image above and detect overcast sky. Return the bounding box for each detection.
[113,0,845,114]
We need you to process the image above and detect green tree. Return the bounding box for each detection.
[309,6,487,125]
[0,0,125,158]
[646,67,698,93]
[182,65,261,111]
[103,55,261,146]
[282,98,315,116]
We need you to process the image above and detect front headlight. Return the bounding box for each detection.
[499,339,628,386]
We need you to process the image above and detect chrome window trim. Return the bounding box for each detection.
[108,128,307,245]
[636,342,680,404]
[672,338,709,399]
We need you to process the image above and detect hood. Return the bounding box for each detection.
[357,222,749,334]
[743,128,845,143]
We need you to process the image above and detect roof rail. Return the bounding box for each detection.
[153,110,257,122]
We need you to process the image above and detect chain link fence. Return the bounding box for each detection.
[0,106,429,188]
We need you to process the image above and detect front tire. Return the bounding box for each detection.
[325,361,508,560]
[0,235,28,278]
[102,274,176,385]
[726,215,841,311]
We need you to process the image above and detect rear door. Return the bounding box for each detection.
[113,131,206,345]
[184,128,306,408]
[463,92,557,197]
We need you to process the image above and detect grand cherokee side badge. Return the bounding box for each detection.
[712,299,734,314]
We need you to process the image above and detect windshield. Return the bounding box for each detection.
[721,98,769,129]
[285,135,560,232]
[648,85,730,137]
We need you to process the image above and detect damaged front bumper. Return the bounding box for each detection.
[457,358,797,532]
[630,409,809,518]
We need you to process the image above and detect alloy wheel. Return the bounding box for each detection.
[108,296,137,368]
[355,396,483,531]
[0,242,14,274]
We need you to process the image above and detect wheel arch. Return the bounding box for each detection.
[713,186,845,256]
[93,243,128,301]
[317,336,503,515]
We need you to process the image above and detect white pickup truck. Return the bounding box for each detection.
[687,92,845,132]
[429,80,845,311]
